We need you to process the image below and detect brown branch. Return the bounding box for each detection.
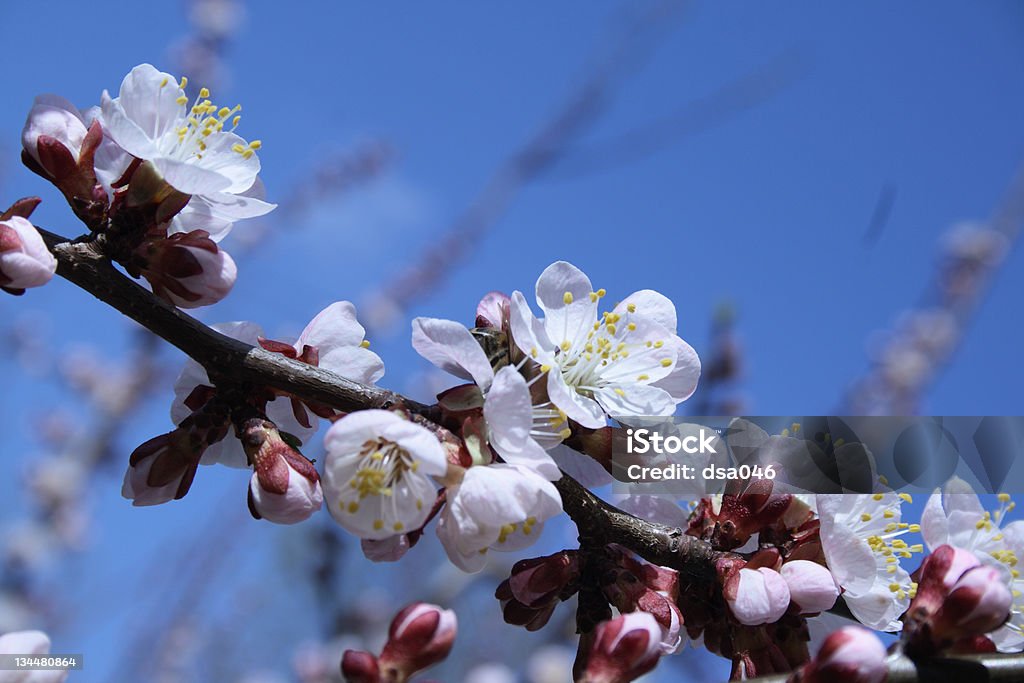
[34,226,722,580]
[555,474,721,581]
[36,227,432,417]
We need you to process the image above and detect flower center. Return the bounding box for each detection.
[540,290,671,393]
[859,492,923,600]
[157,78,260,161]
[349,439,419,500]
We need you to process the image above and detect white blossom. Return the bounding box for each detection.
[322,410,447,540]
[99,63,275,238]
[508,261,699,428]
[817,492,920,631]
[437,464,562,572]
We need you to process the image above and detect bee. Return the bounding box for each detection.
[470,327,510,372]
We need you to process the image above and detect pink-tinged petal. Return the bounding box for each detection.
[615,289,678,332]
[652,335,701,402]
[485,370,550,463]
[942,476,985,518]
[21,94,88,162]
[298,301,368,350]
[536,262,598,352]
[476,291,509,328]
[534,262,598,352]
[152,156,233,194]
[509,291,554,360]
[534,261,593,315]
[191,130,261,192]
[437,511,489,573]
[921,490,951,550]
[781,560,840,614]
[412,317,494,389]
[115,64,186,140]
[593,383,677,418]
[248,465,323,524]
[546,369,605,429]
[550,445,614,488]
[843,580,908,632]
[317,346,386,386]
[100,90,162,160]
[381,416,448,477]
[169,197,235,240]
[198,187,277,219]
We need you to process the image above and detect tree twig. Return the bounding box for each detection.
[35,226,721,581]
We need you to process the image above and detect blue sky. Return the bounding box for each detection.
[1,1,1023,681]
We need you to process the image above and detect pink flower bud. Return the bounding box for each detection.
[933,565,1012,640]
[378,603,457,679]
[476,291,510,328]
[578,611,662,683]
[139,231,237,308]
[725,567,791,626]
[21,95,88,170]
[0,217,57,291]
[241,419,323,525]
[780,560,839,614]
[800,626,887,683]
[601,561,682,654]
[508,551,580,609]
[904,545,1008,655]
[341,650,380,683]
[122,429,202,506]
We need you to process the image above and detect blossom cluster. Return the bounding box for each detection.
[10,63,275,305]
[13,63,1024,683]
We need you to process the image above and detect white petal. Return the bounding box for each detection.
[615,289,678,332]
[169,197,236,240]
[546,370,605,428]
[187,130,260,193]
[116,64,185,141]
[652,335,701,403]
[153,156,233,194]
[534,261,593,317]
[535,262,598,355]
[551,445,615,488]
[437,511,489,573]
[196,188,277,219]
[484,368,559,479]
[594,383,677,418]
[921,490,950,550]
[411,317,494,389]
[509,290,555,360]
